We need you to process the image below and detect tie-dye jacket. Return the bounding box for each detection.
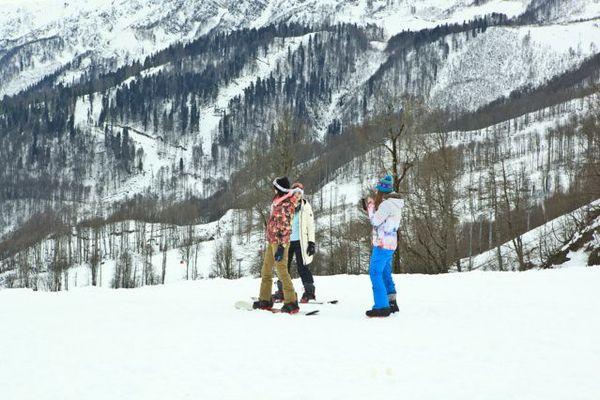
[267,191,300,245]
[367,195,404,251]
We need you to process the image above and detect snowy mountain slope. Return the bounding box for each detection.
[354,18,600,118]
[429,20,600,111]
[446,94,597,212]
[102,18,600,202]
[1,268,599,400]
[244,0,529,35]
[2,4,598,217]
[308,39,389,137]
[460,199,600,271]
[521,0,600,23]
[0,0,531,96]
[194,33,316,149]
[1,1,599,283]
[62,31,321,208]
[2,92,591,287]
[314,93,597,218]
[0,0,223,96]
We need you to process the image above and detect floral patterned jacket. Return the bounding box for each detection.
[267,191,300,245]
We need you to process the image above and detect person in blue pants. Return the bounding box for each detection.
[369,247,396,310]
[361,175,404,317]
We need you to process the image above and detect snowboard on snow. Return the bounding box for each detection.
[251,296,338,305]
[235,300,319,316]
[303,299,338,305]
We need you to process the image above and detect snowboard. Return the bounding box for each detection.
[305,299,338,305]
[235,300,319,315]
[251,296,338,305]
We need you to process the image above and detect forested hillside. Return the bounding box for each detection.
[0,0,599,289]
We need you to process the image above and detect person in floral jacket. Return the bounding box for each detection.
[253,176,303,313]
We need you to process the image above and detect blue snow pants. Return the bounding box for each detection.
[369,246,396,309]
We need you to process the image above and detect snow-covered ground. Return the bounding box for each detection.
[1,267,599,400]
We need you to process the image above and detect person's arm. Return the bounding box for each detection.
[367,200,389,227]
[306,201,316,243]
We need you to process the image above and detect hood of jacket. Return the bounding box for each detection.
[383,192,403,200]
[382,195,404,213]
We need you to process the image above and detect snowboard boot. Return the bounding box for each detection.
[365,307,391,318]
[252,300,273,310]
[388,294,399,314]
[280,301,300,314]
[271,292,284,303]
[271,281,284,303]
[300,283,316,303]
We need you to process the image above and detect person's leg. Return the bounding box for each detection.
[273,244,297,303]
[275,280,283,298]
[383,252,399,312]
[277,239,298,300]
[259,244,275,301]
[279,241,294,292]
[273,243,296,300]
[287,241,296,273]
[383,251,396,296]
[369,247,391,309]
[293,241,314,287]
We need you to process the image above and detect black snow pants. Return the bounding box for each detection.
[287,240,314,286]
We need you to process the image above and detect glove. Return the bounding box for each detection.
[274,245,285,262]
[307,242,316,256]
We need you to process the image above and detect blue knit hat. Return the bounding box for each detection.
[375,175,394,193]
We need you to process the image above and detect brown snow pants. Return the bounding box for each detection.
[259,243,297,303]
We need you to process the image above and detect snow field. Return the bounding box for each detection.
[1,267,599,400]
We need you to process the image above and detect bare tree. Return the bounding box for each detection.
[49,237,69,291]
[160,223,168,284]
[377,99,420,272]
[581,91,600,197]
[142,241,157,285]
[112,251,136,289]
[88,225,101,286]
[212,234,235,279]
[241,111,311,228]
[498,161,533,271]
[401,132,460,273]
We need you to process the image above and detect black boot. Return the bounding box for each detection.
[271,281,284,303]
[388,294,399,313]
[253,300,273,310]
[300,283,316,303]
[280,301,300,314]
[365,308,391,318]
[271,292,284,303]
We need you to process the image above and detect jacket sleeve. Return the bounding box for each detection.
[367,201,389,227]
[305,201,316,243]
